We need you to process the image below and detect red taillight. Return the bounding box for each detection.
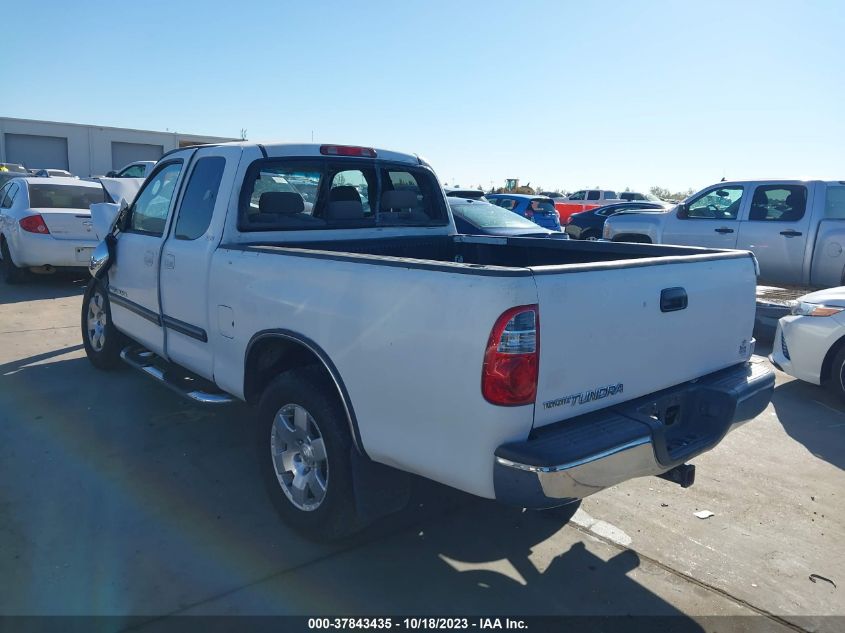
[482,305,539,406]
[319,144,377,158]
[20,215,50,234]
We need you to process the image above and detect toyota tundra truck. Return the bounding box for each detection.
[82,142,774,540]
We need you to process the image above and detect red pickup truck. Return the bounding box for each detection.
[553,190,623,223]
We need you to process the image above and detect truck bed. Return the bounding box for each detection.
[228,234,745,271]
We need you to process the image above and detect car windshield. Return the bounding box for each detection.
[451,201,540,229]
[28,184,106,208]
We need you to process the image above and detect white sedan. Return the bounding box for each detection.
[0,177,106,283]
[770,287,845,400]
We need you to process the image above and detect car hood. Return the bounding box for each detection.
[800,286,845,307]
[99,177,145,206]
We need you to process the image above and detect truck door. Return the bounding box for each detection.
[159,146,242,380]
[736,183,812,285]
[108,156,190,356]
[662,184,745,248]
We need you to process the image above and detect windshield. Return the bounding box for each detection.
[28,184,105,208]
[240,159,448,231]
[451,201,540,229]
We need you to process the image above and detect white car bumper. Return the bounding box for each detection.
[8,230,99,268]
[770,314,845,385]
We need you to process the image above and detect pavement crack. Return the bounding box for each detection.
[567,521,810,632]
[0,325,77,334]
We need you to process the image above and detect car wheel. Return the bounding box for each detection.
[81,279,125,370]
[827,346,845,403]
[257,366,360,541]
[1,238,28,284]
[581,230,600,241]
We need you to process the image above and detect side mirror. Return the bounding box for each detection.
[89,240,111,279]
[106,170,117,177]
[676,203,688,219]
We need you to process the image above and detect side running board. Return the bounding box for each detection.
[120,346,236,405]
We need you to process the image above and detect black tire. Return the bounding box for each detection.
[256,366,360,541]
[1,238,28,284]
[826,346,845,403]
[81,279,125,370]
[581,230,600,241]
[538,499,582,524]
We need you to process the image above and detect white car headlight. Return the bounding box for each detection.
[791,301,845,317]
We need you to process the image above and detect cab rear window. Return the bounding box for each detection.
[28,184,105,209]
[239,159,449,231]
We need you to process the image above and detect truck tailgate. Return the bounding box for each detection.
[531,253,758,428]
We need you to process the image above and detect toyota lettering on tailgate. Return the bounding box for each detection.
[543,383,624,410]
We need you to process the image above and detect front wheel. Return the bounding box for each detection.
[256,367,360,541]
[82,279,125,369]
[826,347,845,403]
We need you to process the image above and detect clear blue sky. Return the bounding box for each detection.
[4,0,843,193]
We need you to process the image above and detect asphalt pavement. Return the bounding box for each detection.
[1,275,842,631]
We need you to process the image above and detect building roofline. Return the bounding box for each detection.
[0,116,237,142]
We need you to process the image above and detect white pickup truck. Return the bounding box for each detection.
[82,142,774,540]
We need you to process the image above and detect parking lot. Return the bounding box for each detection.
[0,276,842,630]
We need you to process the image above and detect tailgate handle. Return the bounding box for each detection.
[660,287,688,312]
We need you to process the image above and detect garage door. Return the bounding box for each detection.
[111,142,164,170]
[5,134,69,170]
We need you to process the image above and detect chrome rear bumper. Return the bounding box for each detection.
[494,360,774,508]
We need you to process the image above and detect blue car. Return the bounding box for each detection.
[485,194,562,231]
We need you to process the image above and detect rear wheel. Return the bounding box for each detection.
[257,367,360,541]
[581,230,600,241]
[82,279,125,369]
[1,238,28,284]
[826,347,845,403]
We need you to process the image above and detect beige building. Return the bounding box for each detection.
[0,117,237,176]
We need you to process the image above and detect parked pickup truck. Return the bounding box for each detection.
[82,142,774,540]
[604,180,845,336]
[604,180,845,286]
[553,189,624,223]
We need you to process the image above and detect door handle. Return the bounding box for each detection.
[714,227,734,234]
[661,287,688,312]
[780,230,802,237]
[164,253,175,269]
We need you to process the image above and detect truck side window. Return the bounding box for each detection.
[587,191,600,201]
[119,164,146,178]
[129,162,183,236]
[686,186,743,220]
[748,185,807,222]
[175,157,226,240]
[568,191,585,201]
[825,186,845,219]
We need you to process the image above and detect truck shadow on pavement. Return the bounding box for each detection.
[0,352,701,624]
[771,379,845,471]
[0,272,88,306]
